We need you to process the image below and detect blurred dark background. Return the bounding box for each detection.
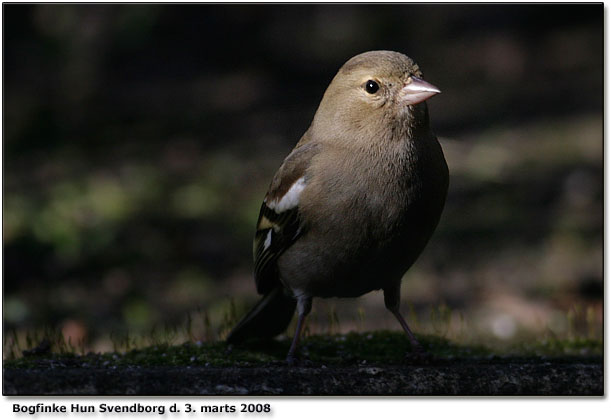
[3,4,603,353]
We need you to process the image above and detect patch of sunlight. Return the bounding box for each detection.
[3,195,31,241]
[465,141,516,181]
[490,313,517,340]
[31,205,82,260]
[172,183,222,218]
[4,297,29,324]
[445,114,602,182]
[123,299,154,331]
[86,175,132,222]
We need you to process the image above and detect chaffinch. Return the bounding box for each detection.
[227,51,449,364]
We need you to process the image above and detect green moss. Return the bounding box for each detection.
[505,337,603,357]
[3,332,601,370]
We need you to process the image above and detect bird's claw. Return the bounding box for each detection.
[286,354,298,366]
[286,354,313,367]
[404,343,434,364]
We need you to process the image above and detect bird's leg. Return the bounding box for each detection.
[383,286,424,353]
[286,296,312,365]
[390,307,423,351]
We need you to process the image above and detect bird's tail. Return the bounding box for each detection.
[226,286,297,344]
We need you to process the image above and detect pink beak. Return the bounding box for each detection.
[400,76,441,105]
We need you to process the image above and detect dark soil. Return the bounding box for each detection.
[4,333,602,396]
[4,357,602,396]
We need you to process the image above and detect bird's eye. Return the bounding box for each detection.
[364,80,379,94]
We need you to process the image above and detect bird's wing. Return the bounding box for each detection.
[254,141,320,294]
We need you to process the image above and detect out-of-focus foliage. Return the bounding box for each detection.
[3,4,602,354]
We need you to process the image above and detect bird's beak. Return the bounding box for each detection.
[400,76,441,105]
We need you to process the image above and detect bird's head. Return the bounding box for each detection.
[312,50,440,143]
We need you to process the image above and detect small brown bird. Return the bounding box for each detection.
[227,51,448,363]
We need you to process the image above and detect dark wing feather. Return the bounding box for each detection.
[253,140,319,294]
[253,203,302,294]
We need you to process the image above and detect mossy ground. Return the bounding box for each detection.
[3,331,602,370]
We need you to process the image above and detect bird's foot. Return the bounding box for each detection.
[286,354,298,366]
[286,354,313,367]
[404,344,434,364]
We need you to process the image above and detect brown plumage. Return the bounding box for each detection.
[227,50,449,363]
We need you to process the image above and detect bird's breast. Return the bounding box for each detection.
[278,137,447,299]
[300,142,425,239]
